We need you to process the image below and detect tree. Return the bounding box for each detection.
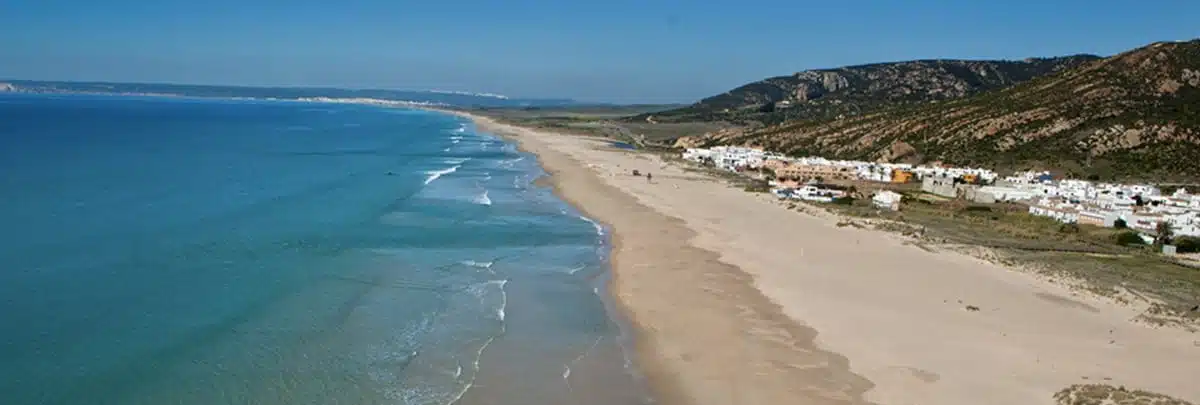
[1154,222,1174,246]
[1113,218,1127,229]
[1174,236,1200,253]
[1058,223,1081,234]
[1114,231,1145,246]
[758,167,776,181]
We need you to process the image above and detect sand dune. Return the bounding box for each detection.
[462,113,1200,405]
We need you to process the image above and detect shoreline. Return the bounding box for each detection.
[456,110,875,405]
[448,108,1200,405]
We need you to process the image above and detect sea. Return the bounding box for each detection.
[0,93,651,405]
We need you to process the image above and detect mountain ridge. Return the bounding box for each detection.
[673,40,1200,181]
[636,54,1101,125]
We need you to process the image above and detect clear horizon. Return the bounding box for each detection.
[3,0,1199,103]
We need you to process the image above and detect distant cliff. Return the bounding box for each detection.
[0,80,582,108]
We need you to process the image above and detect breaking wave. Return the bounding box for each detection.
[424,165,460,185]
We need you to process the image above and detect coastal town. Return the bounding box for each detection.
[682,145,1200,248]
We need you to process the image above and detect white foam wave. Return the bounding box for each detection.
[568,264,586,275]
[473,190,491,206]
[424,165,460,185]
[578,215,604,236]
[461,260,494,272]
[494,279,508,322]
[447,335,496,405]
[562,336,604,382]
[442,157,470,164]
[442,147,451,152]
[451,139,460,144]
[443,279,507,405]
[499,157,525,168]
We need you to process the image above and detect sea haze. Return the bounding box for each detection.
[0,93,649,405]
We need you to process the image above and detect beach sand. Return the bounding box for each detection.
[461,112,1200,405]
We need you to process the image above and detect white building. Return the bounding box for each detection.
[977,186,1036,202]
[1028,198,1080,223]
[872,191,903,211]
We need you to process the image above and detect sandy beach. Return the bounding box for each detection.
[459,112,1200,405]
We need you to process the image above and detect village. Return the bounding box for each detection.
[682,146,1200,250]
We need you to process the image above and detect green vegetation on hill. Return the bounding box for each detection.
[633,55,1098,126]
[675,40,1200,181]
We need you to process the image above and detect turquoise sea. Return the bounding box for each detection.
[0,94,649,405]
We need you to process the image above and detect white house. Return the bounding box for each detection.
[977,186,1036,202]
[872,191,903,211]
[1028,198,1080,223]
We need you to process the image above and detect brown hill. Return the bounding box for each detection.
[637,55,1098,126]
[678,40,1200,181]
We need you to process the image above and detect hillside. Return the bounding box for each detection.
[677,40,1200,181]
[636,54,1099,126]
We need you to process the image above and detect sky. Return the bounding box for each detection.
[2,0,1198,103]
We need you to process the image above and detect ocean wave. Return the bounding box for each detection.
[399,278,509,405]
[499,157,524,168]
[472,190,492,206]
[442,157,470,164]
[461,260,494,271]
[492,279,508,322]
[424,165,460,185]
[577,215,604,236]
[563,336,604,382]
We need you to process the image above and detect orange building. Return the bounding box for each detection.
[890,169,914,184]
[774,164,854,182]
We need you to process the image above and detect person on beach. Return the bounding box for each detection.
[646,172,653,183]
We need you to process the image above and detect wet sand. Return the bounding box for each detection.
[458,112,1200,405]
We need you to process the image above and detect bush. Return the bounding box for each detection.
[832,196,856,205]
[743,181,771,193]
[962,205,993,212]
[1113,218,1127,229]
[1114,231,1145,246]
[1174,236,1200,253]
[1058,223,1081,234]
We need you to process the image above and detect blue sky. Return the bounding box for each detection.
[2,0,1197,103]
